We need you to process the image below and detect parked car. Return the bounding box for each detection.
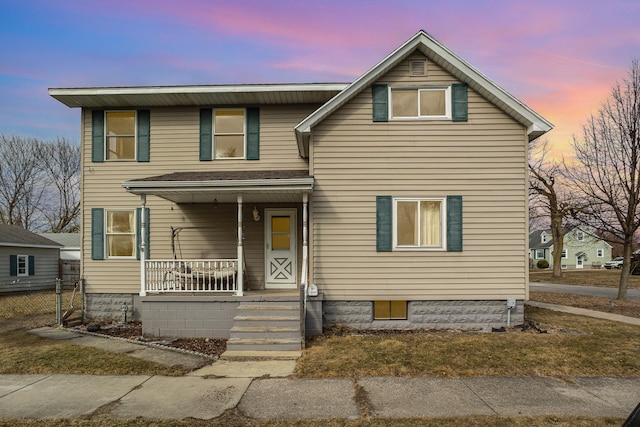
[604,257,624,269]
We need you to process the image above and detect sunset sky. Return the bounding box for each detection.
[1,0,639,155]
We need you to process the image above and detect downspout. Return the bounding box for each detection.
[301,193,309,340]
[236,194,244,296]
[139,194,146,297]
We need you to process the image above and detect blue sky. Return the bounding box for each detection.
[1,0,639,152]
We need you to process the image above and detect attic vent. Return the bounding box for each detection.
[409,60,427,76]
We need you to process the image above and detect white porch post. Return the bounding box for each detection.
[302,193,309,289]
[139,194,147,297]
[236,194,244,296]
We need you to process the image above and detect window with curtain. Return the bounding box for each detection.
[390,87,450,119]
[106,210,136,257]
[214,109,245,158]
[395,198,444,249]
[106,111,136,160]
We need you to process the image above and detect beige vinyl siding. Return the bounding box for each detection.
[81,105,312,294]
[310,53,529,301]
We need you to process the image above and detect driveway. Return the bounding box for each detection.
[530,282,640,301]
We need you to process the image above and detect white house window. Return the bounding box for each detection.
[390,86,451,120]
[394,198,445,249]
[597,248,604,257]
[561,249,568,259]
[17,255,28,276]
[105,111,136,160]
[541,233,547,243]
[214,109,245,159]
[576,231,584,241]
[106,209,136,258]
[535,249,545,259]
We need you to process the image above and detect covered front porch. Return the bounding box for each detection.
[122,170,313,298]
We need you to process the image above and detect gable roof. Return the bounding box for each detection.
[0,225,62,249]
[294,30,553,158]
[529,230,553,250]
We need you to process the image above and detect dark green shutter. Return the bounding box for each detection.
[136,207,150,260]
[137,110,150,162]
[452,84,468,122]
[92,110,105,162]
[9,255,17,276]
[372,84,389,122]
[91,208,105,260]
[199,109,212,161]
[246,108,260,160]
[28,256,35,276]
[376,196,392,252]
[447,195,463,252]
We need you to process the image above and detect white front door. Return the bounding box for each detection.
[265,209,297,288]
[576,255,584,269]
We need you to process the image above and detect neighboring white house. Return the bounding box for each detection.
[529,227,612,269]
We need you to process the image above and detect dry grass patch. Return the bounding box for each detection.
[530,291,640,318]
[297,308,640,379]
[0,415,626,426]
[0,329,185,376]
[529,269,640,288]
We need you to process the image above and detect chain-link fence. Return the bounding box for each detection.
[0,279,83,333]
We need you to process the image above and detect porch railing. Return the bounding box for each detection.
[145,259,238,293]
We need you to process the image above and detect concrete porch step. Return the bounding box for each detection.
[230,326,299,339]
[236,304,299,317]
[227,337,302,352]
[220,350,302,361]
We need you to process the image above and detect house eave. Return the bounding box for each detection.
[49,83,348,108]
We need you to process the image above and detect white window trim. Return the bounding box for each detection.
[541,234,547,243]
[597,249,604,257]
[576,231,584,241]
[104,110,137,162]
[17,254,28,276]
[213,108,247,160]
[105,208,137,259]
[393,197,447,251]
[389,86,452,120]
[561,249,568,259]
[535,249,545,259]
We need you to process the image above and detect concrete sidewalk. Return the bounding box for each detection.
[1,373,638,420]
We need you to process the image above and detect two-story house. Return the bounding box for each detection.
[50,30,552,351]
[529,227,612,269]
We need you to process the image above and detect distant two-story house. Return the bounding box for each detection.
[49,30,552,350]
[529,228,612,269]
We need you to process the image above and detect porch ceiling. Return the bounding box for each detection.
[121,170,313,204]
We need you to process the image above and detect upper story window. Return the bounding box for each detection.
[106,209,136,258]
[597,248,604,257]
[214,109,245,159]
[391,86,450,120]
[561,249,568,259]
[106,111,136,160]
[394,198,445,250]
[541,233,547,243]
[576,231,584,241]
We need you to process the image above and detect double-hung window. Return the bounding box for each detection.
[214,109,245,159]
[17,255,28,276]
[561,249,568,259]
[394,198,445,249]
[391,86,450,119]
[535,249,545,259]
[105,209,136,258]
[106,111,136,160]
[597,249,604,257]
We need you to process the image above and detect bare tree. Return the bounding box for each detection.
[529,139,581,278]
[40,138,80,232]
[0,135,46,230]
[0,134,80,233]
[565,59,640,299]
